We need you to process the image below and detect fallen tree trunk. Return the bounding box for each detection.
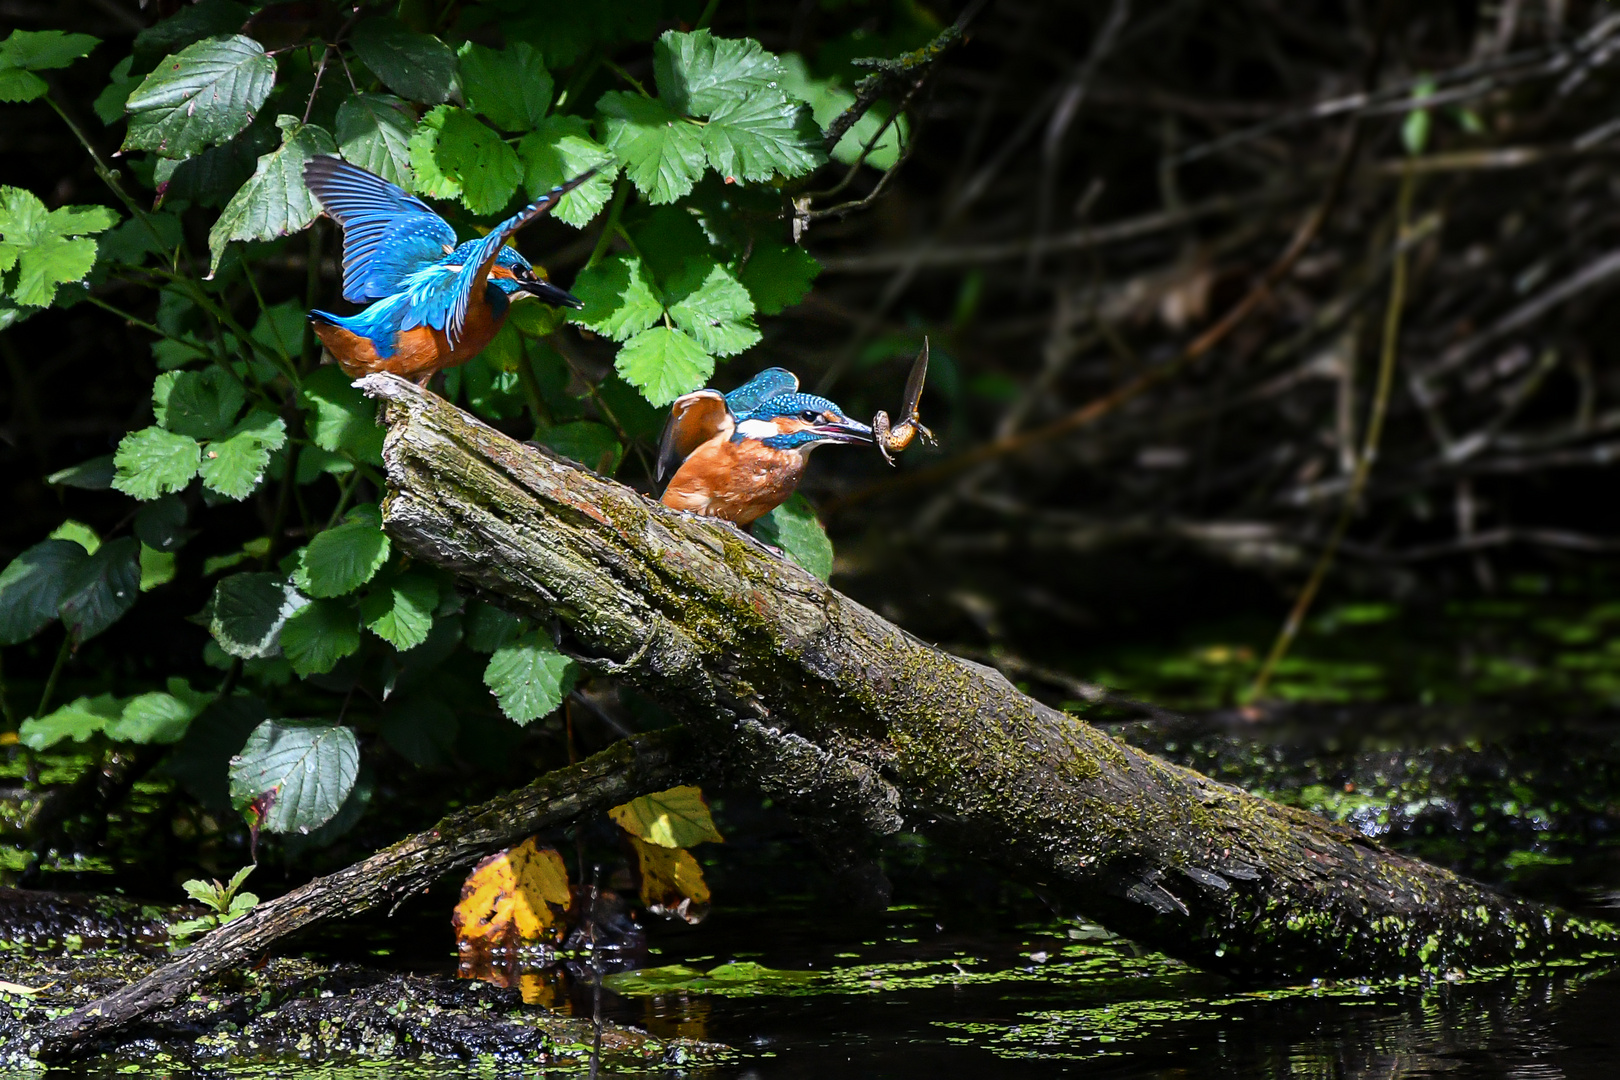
[37,728,690,1059]
[352,373,1615,978]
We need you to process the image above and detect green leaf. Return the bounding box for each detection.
[294,445,354,484]
[410,106,521,215]
[134,1,249,62]
[597,91,705,205]
[753,492,834,582]
[0,185,117,308]
[517,115,616,228]
[779,54,906,171]
[134,494,192,552]
[738,243,820,316]
[360,571,438,650]
[209,572,306,658]
[140,544,177,592]
[700,93,824,182]
[336,92,415,187]
[92,56,137,125]
[654,30,780,116]
[229,719,360,834]
[278,598,362,676]
[112,425,201,500]
[0,30,100,71]
[609,784,724,848]
[536,421,622,475]
[162,366,246,439]
[349,17,455,106]
[122,35,275,159]
[0,539,86,646]
[20,693,122,750]
[463,600,527,653]
[208,116,336,275]
[570,253,664,343]
[198,409,287,499]
[57,537,140,645]
[615,325,714,408]
[293,504,390,598]
[0,68,46,103]
[250,298,305,360]
[483,630,576,724]
[666,260,760,357]
[459,41,552,132]
[46,454,116,490]
[107,679,214,744]
[49,520,99,554]
[300,365,385,465]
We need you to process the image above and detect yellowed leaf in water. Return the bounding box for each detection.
[609,785,724,849]
[629,834,711,924]
[452,835,573,948]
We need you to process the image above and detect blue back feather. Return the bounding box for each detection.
[724,367,800,415]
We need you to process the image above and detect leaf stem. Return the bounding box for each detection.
[0,651,16,730]
[1246,161,1418,704]
[693,0,722,30]
[35,635,72,720]
[585,181,629,270]
[601,58,651,98]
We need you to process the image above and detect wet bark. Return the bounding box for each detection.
[351,373,1614,981]
[37,727,690,1060]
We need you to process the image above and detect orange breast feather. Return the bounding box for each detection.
[318,289,506,385]
[660,435,806,526]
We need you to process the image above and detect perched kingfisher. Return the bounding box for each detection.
[658,368,873,526]
[302,156,593,386]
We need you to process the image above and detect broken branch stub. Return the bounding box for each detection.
[360,372,1617,979]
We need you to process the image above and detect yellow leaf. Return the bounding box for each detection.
[629,835,710,924]
[452,836,573,948]
[608,784,724,849]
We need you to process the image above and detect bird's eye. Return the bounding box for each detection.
[799,410,818,422]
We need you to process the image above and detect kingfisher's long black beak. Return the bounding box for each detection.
[520,278,584,309]
[812,417,874,445]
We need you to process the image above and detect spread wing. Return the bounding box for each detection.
[303,156,456,303]
[724,367,799,415]
[657,390,732,482]
[901,338,929,416]
[441,168,599,345]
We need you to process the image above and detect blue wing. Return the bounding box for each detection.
[725,368,799,414]
[303,156,457,304]
[439,168,599,344]
[310,293,415,359]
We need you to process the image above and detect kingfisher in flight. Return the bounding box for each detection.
[302,156,593,386]
[658,368,873,526]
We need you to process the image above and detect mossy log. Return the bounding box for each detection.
[37,728,689,1059]
[355,373,1613,980]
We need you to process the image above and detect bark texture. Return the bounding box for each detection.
[37,728,690,1059]
[353,373,1616,979]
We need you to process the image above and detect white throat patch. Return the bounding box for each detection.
[735,418,779,440]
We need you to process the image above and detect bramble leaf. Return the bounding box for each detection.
[208,116,335,274]
[410,106,520,215]
[336,93,415,187]
[0,539,86,646]
[209,572,306,658]
[753,492,834,582]
[597,91,705,205]
[483,630,576,724]
[459,41,552,132]
[666,260,760,357]
[112,426,201,500]
[463,601,527,653]
[122,35,275,159]
[569,253,662,342]
[300,365,384,465]
[0,185,117,308]
[133,494,192,552]
[349,17,455,105]
[229,719,360,834]
[535,421,622,475]
[107,679,215,744]
[198,410,287,499]
[57,537,140,645]
[278,598,362,676]
[517,115,616,228]
[609,785,724,848]
[47,455,115,490]
[0,29,100,71]
[19,694,122,750]
[162,366,245,439]
[615,325,714,408]
[700,92,824,182]
[360,571,438,651]
[292,504,390,598]
[738,243,820,315]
